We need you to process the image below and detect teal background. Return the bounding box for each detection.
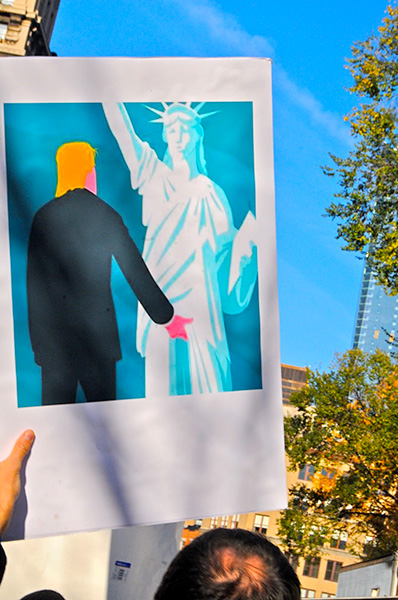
[4,101,261,408]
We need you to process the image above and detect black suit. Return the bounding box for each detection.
[27,188,173,405]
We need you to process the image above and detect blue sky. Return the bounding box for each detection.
[50,0,390,371]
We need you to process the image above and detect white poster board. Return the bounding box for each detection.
[0,57,286,539]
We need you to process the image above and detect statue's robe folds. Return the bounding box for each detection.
[131,143,257,396]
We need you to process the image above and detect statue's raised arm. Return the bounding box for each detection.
[102,102,145,176]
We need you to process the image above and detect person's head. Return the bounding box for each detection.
[20,591,66,600]
[55,142,97,197]
[154,528,301,600]
[21,590,65,600]
[159,104,207,174]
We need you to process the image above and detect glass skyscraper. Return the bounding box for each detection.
[353,260,398,354]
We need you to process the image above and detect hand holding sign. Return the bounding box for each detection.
[0,431,35,537]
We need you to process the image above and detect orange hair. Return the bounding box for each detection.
[55,142,96,197]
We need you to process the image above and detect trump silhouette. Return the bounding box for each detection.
[27,142,191,405]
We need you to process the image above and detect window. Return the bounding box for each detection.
[220,515,229,528]
[371,588,380,597]
[302,557,320,578]
[230,514,240,529]
[210,517,218,529]
[253,514,269,534]
[298,465,315,481]
[1,0,14,5]
[0,23,7,41]
[321,468,335,479]
[195,519,202,527]
[324,560,342,582]
[330,531,347,550]
[321,594,335,599]
[301,590,315,598]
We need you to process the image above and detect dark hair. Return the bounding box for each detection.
[20,591,66,600]
[154,528,300,600]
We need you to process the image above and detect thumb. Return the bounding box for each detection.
[7,430,35,471]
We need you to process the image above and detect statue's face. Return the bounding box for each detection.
[165,117,199,160]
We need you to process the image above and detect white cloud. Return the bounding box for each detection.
[170,0,350,145]
[275,69,351,146]
[172,0,274,57]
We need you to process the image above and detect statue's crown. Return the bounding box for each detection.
[145,102,217,126]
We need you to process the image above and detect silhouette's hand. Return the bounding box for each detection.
[165,315,193,341]
[0,430,35,537]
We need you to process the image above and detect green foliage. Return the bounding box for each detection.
[277,487,330,560]
[325,4,398,294]
[279,350,398,559]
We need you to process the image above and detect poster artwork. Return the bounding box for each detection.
[6,100,260,407]
[0,58,285,539]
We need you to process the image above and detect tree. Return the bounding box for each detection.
[279,349,398,559]
[325,4,398,294]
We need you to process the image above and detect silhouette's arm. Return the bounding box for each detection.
[103,102,144,167]
[114,222,193,339]
[114,220,174,325]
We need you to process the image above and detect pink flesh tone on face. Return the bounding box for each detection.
[84,167,97,194]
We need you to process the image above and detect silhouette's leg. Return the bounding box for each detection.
[41,363,78,405]
[79,356,116,402]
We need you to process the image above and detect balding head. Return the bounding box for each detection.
[155,528,300,600]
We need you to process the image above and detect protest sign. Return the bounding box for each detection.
[0,57,286,538]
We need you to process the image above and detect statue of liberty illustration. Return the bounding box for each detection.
[103,102,258,397]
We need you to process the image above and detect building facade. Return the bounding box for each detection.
[0,0,59,56]
[182,364,359,598]
[281,363,307,404]
[353,259,398,354]
[337,554,398,597]
[189,508,358,598]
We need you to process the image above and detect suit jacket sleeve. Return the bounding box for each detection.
[113,217,174,325]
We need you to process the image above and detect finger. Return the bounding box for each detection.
[7,430,35,469]
[184,318,193,324]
